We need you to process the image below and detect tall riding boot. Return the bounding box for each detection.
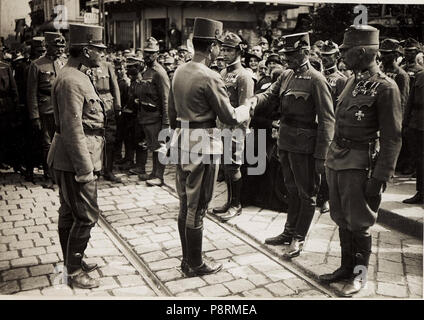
[66,236,99,289]
[104,147,122,183]
[59,229,96,273]
[341,234,372,297]
[319,228,354,282]
[212,174,232,215]
[129,148,147,176]
[177,219,189,275]
[186,227,222,277]
[146,152,165,186]
[219,178,242,222]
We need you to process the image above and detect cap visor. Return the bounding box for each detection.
[91,43,107,49]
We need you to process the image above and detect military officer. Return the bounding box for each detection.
[402,69,424,204]
[402,38,424,85]
[318,25,402,297]
[136,37,170,186]
[92,54,122,183]
[211,32,254,222]
[248,32,335,259]
[27,32,67,182]
[168,17,253,277]
[47,23,107,289]
[317,40,348,214]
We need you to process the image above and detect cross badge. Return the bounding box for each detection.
[355,110,365,121]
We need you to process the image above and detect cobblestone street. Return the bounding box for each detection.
[0,162,422,299]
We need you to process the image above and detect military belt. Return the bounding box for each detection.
[55,125,105,136]
[176,120,216,129]
[98,89,110,95]
[335,136,376,151]
[282,118,317,130]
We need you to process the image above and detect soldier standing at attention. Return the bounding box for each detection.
[137,37,170,186]
[168,17,253,277]
[317,40,348,214]
[318,25,402,297]
[211,32,254,222]
[248,32,335,259]
[27,32,66,183]
[47,24,107,289]
[92,53,122,183]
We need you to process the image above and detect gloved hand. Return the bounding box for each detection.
[365,177,385,197]
[315,159,325,175]
[75,171,96,183]
[32,118,42,131]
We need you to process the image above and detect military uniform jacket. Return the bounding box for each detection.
[325,67,402,182]
[324,67,348,104]
[92,61,121,117]
[168,60,251,155]
[26,55,66,119]
[384,65,410,115]
[0,61,18,114]
[256,62,335,159]
[137,61,170,126]
[117,76,130,111]
[404,69,424,131]
[125,79,142,114]
[14,59,31,106]
[47,58,105,176]
[217,60,254,131]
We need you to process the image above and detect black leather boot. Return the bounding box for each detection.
[402,192,423,204]
[265,223,294,245]
[67,270,99,289]
[219,179,242,222]
[212,174,232,215]
[186,227,222,277]
[104,148,122,183]
[81,260,98,273]
[319,228,354,283]
[129,149,147,175]
[341,234,372,297]
[177,218,189,275]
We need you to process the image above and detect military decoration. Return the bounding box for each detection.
[352,80,380,97]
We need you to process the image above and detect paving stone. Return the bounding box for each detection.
[232,253,265,266]
[149,258,180,271]
[41,285,74,296]
[39,254,59,264]
[377,282,408,298]
[134,243,162,254]
[9,240,34,250]
[228,245,256,255]
[246,274,272,286]
[2,268,30,281]
[85,247,120,257]
[99,264,136,277]
[90,277,121,291]
[266,269,297,281]
[14,220,35,228]
[265,281,296,297]
[2,227,26,236]
[149,233,173,242]
[156,268,183,282]
[0,250,19,261]
[202,271,234,285]
[0,280,19,294]
[223,279,255,294]
[112,286,156,296]
[243,287,274,298]
[18,233,40,241]
[283,278,312,292]
[141,251,168,262]
[205,249,233,260]
[20,275,50,291]
[29,264,55,277]
[198,284,230,297]
[377,259,404,275]
[21,247,46,257]
[167,277,207,294]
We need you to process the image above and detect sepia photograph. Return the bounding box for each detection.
[0,0,423,311]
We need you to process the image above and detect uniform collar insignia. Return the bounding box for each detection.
[294,60,309,74]
[78,64,93,78]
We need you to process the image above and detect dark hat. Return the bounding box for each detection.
[144,37,159,52]
[380,38,403,54]
[193,17,223,40]
[177,45,188,52]
[32,36,46,48]
[320,40,339,55]
[69,23,106,49]
[265,53,281,66]
[402,38,421,51]
[339,25,379,49]
[246,51,262,61]
[44,32,66,47]
[219,32,242,49]
[279,32,310,53]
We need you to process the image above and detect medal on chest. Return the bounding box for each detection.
[224,72,238,87]
[352,80,380,97]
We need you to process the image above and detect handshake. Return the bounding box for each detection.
[237,96,258,124]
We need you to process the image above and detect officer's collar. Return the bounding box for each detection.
[226,59,242,72]
[78,63,93,78]
[355,65,380,81]
[294,60,309,74]
[324,65,337,76]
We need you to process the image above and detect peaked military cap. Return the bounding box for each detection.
[219,32,243,49]
[193,17,223,40]
[177,45,188,52]
[69,23,106,49]
[339,25,379,49]
[44,32,66,47]
[380,38,403,54]
[32,36,46,48]
[320,40,339,55]
[402,38,421,51]
[279,32,310,53]
[144,37,159,52]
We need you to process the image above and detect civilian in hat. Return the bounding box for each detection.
[177,44,189,61]
[249,32,335,260]
[27,31,67,186]
[47,23,108,289]
[258,36,269,52]
[91,49,123,183]
[255,60,271,93]
[168,17,253,277]
[319,25,402,297]
[211,32,254,222]
[134,36,170,186]
[401,38,423,83]
[265,53,282,74]
[164,55,176,75]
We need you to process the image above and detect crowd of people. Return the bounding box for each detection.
[0,18,423,295]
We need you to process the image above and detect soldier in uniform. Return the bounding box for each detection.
[318,25,402,297]
[31,37,47,60]
[92,54,122,183]
[211,32,254,222]
[216,55,226,73]
[318,40,348,214]
[27,32,67,183]
[402,69,424,204]
[47,23,107,289]
[168,17,253,277]
[248,32,335,259]
[136,37,170,186]
[0,49,19,169]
